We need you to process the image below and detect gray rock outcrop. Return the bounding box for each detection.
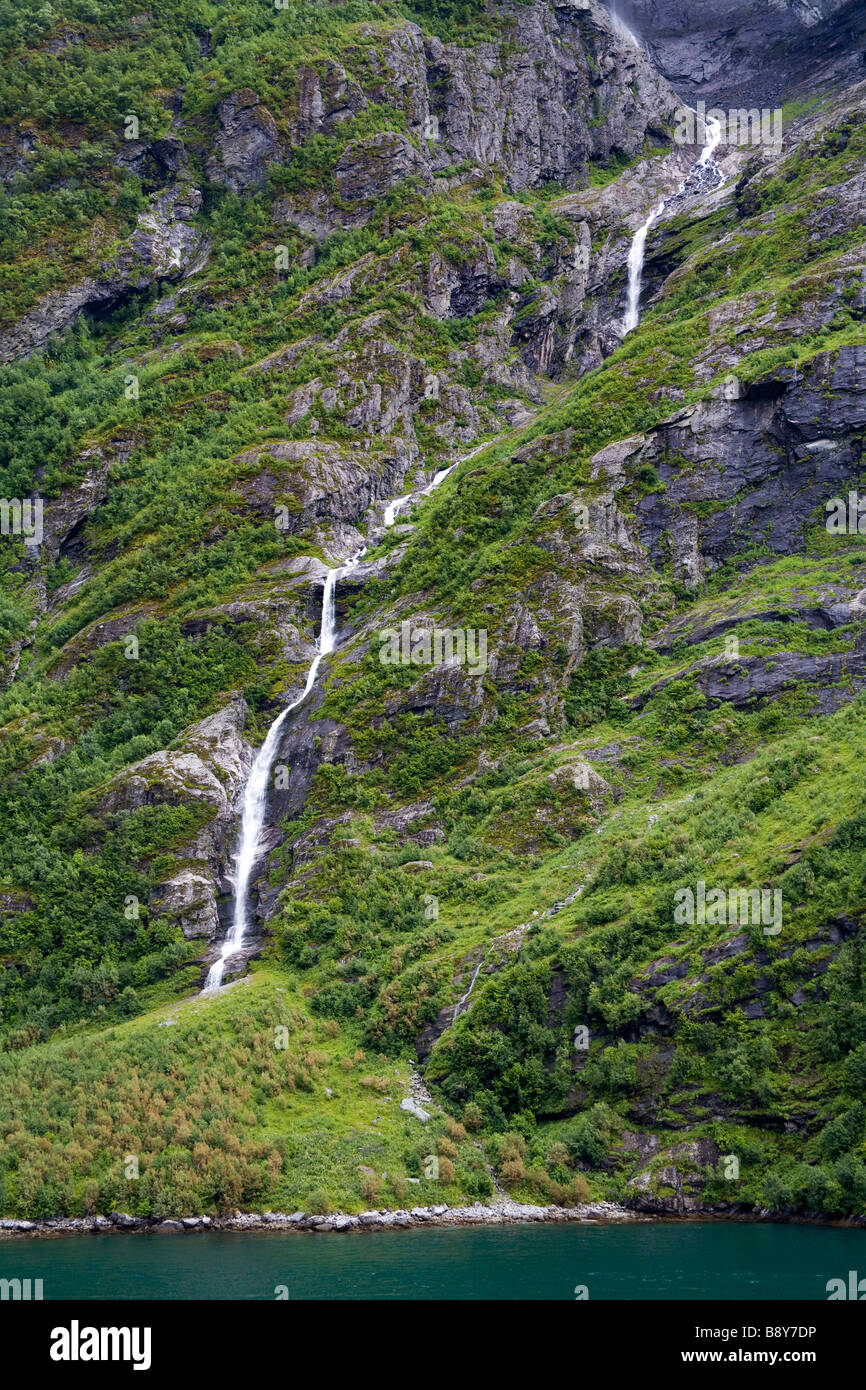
[0,183,206,362]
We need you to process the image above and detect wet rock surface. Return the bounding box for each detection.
[632,348,866,585]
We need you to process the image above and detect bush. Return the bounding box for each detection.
[500,1157,526,1182]
[437,1157,455,1184]
[390,1175,409,1204]
[360,1173,382,1205]
[462,1169,494,1200]
[496,1131,528,1164]
[546,1141,572,1170]
[562,1116,607,1167]
[571,1174,591,1203]
[819,1103,864,1161]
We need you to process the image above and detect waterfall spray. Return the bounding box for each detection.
[608,4,644,51]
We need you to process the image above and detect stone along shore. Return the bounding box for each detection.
[0,1199,641,1236]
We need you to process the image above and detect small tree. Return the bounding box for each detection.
[500,1157,526,1183]
[547,1141,572,1170]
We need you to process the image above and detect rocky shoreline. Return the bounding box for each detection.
[2,1198,862,1237]
[0,1199,641,1238]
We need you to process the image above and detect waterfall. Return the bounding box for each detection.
[697,110,724,167]
[204,103,725,990]
[622,113,723,336]
[203,566,342,992]
[454,953,486,1018]
[384,441,491,529]
[206,437,488,990]
[608,5,644,51]
[383,495,411,527]
[623,201,664,334]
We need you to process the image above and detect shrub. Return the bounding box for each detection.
[500,1157,526,1182]
[437,1157,455,1184]
[496,1131,528,1163]
[547,1141,572,1170]
[360,1173,381,1205]
[562,1116,607,1167]
[462,1169,494,1200]
[571,1174,591,1203]
[390,1175,409,1204]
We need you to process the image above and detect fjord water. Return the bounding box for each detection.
[8,1224,863,1300]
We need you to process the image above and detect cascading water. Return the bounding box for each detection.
[622,112,723,336]
[383,495,411,527]
[206,104,726,991]
[623,201,664,334]
[608,5,643,51]
[383,441,490,530]
[204,444,482,992]
[203,566,342,992]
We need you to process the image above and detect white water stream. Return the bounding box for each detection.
[608,6,644,51]
[622,111,723,335]
[203,444,484,991]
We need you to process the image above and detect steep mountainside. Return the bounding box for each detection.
[1,0,866,1224]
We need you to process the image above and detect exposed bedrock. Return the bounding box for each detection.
[627,346,866,586]
[619,0,864,105]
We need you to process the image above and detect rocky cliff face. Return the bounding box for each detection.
[634,347,866,583]
[620,0,864,104]
[97,700,254,942]
[0,0,678,363]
